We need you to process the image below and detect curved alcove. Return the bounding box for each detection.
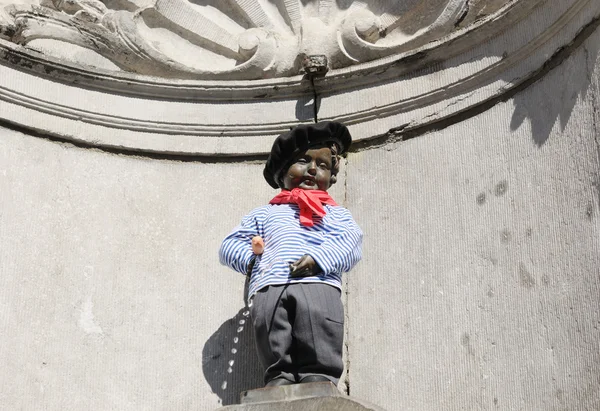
[0,0,597,155]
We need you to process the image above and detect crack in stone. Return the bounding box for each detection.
[342,154,350,396]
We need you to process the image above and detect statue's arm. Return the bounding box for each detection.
[304,208,363,275]
[219,209,263,275]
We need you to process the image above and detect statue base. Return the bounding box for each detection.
[216,382,386,410]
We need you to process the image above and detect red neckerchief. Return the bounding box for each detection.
[269,188,337,227]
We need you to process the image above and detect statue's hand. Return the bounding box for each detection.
[289,255,319,278]
[251,236,264,255]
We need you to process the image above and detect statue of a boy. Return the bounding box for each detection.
[219,121,363,387]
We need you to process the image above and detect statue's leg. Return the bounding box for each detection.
[291,283,344,385]
[250,284,296,385]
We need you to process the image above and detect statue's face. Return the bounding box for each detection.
[282,146,333,191]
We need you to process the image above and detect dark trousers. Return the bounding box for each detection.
[250,283,344,385]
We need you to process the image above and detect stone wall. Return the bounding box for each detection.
[0,129,263,408]
[1,0,600,410]
[345,26,600,410]
[1,25,599,409]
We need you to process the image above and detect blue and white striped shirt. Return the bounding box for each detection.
[219,203,363,299]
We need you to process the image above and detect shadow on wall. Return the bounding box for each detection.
[202,281,264,406]
[510,22,600,146]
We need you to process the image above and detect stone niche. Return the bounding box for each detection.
[1,0,594,156]
[1,0,600,410]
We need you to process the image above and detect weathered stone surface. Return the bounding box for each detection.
[217,382,386,411]
[1,0,595,156]
[0,0,473,78]
[0,2,599,411]
[345,24,600,410]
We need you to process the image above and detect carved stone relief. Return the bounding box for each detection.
[0,0,489,79]
[0,0,598,157]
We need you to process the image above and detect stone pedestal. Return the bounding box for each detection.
[216,382,386,411]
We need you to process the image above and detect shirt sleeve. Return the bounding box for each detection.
[305,207,363,274]
[219,208,263,275]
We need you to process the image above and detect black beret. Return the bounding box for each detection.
[263,121,352,189]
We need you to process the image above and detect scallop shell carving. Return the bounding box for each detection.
[0,0,471,79]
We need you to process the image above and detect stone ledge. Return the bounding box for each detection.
[0,0,597,158]
[216,382,386,411]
